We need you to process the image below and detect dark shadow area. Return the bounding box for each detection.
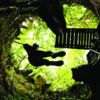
[37,0,67,36]
[72,55,100,100]
[0,0,67,36]
[23,43,66,67]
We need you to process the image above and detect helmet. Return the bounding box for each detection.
[32,43,39,49]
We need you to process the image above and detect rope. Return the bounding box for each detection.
[90,49,100,55]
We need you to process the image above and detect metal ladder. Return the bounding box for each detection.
[55,28,99,49]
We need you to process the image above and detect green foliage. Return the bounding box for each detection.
[63,4,99,28]
[8,4,99,99]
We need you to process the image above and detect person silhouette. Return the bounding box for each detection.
[23,43,66,67]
